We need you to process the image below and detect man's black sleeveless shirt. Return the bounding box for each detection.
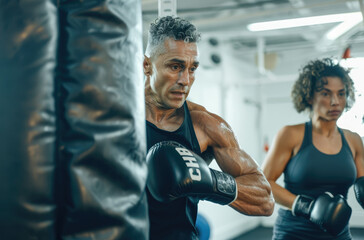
[146,102,201,240]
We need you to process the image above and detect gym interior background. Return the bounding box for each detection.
[142,0,364,239]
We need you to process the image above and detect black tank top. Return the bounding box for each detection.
[284,121,356,198]
[146,102,201,240]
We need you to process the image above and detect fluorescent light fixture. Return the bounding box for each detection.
[326,15,363,40]
[247,12,362,31]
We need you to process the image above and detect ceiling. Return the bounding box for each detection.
[141,0,364,59]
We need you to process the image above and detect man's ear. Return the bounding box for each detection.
[143,55,152,76]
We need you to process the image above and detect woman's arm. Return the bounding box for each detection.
[262,125,304,209]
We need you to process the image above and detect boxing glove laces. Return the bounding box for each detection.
[147,141,238,205]
[291,192,352,236]
[354,176,364,209]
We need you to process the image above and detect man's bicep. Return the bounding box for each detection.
[203,112,259,176]
[212,146,260,178]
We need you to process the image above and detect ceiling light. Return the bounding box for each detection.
[247,12,362,31]
[326,16,363,40]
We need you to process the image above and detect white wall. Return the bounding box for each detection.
[188,34,364,239]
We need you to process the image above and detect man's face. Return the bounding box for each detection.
[311,76,347,122]
[145,38,199,109]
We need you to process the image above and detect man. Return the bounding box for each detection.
[143,16,274,239]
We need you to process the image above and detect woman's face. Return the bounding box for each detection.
[311,76,347,122]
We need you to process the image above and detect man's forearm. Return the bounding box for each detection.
[229,174,274,216]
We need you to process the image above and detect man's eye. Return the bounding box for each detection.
[171,64,182,71]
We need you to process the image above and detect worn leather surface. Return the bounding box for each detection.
[0,0,148,239]
[0,1,58,239]
[57,1,148,239]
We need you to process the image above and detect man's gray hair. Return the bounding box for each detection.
[145,16,201,58]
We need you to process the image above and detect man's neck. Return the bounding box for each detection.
[146,102,185,131]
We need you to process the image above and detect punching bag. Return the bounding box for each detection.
[1,0,148,239]
[57,0,148,239]
[0,1,58,239]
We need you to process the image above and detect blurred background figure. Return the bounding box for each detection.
[262,58,364,240]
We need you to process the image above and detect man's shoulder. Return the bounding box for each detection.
[186,101,231,140]
[186,100,207,112]
[186,100,217,122]
[186,101,233,150]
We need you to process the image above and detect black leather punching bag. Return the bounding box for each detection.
[0,1,58,239]
[57,0,148,239]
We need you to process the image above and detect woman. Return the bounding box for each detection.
[262,58,364,240]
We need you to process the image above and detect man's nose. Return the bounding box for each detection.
[177,70,190,86]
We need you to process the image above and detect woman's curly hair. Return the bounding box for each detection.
[291,58,355,113]
[145,16,201,57]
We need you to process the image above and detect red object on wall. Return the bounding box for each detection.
[342,46,351,59]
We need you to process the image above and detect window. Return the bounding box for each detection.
[338,58,364,137]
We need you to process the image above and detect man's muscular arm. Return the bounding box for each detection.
[189,102,274,216]
[212,129,274,216]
